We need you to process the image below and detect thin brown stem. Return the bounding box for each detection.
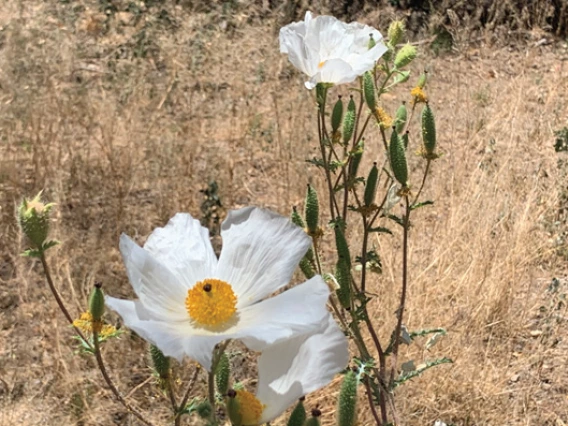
[166,379,179,426]
[92,330,155,426]
[364,377,383,426]
[178,366,200,419]
[411,159,431,206]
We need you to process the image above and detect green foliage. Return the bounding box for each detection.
[337,370,358,426]
[394,357,453,388]
[150,345,170,380]
[215,352,230,395]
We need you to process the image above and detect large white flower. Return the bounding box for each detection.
[279,11,388,89]
[105,207,332,371]
[227,315,349,425]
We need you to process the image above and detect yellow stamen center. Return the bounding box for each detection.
[318,60,326,69]
[236,390,265,425]
[73,311,117,337]
[185,279,237,327]
[410,86,428,103]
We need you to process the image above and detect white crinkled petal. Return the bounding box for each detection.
[105,297,223,371]
[255,315,349,424]
[216,207,311,308]
[230,276,330,350]
[143,213,217,289]
[119,235,188,321]
[315,58,357,87]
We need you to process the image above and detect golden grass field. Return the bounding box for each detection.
[1,1,568,425]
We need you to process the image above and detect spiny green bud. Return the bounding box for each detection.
[389,129,408,187]
[305,408,322,426]
[89,282,105,323]
[343,96,356,145]
[348,140,364,182]
[394,44,417,69]
[422,103,437,156]
[395,102,407,134]
[334,221,351,268]
[291,206,305,229]
[315,83,327,113]
[363,71,376,112]
[150,344,170,379]
[337,371,358,426]
[402,131,409,149]
[368,33,376,49]
[335,258,351,310]
[417,70,428,88]
[226,389,242,426]
[331,96,344,133]
[196,400,213,419]
[17,191,55,249]
[388,20,405,47]
[305,185,320,237]
[215,352,230,395]
[299,257,316,279]
[287,399,307,426]
[364,163,379,207]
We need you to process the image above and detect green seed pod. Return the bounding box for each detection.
[17,192,55,249]
[388,20,405,47]
[287,400,307,426]
[331,96,344,133]
[196,400,213,419]
[394,44,417,69]
[363,71,376,112]
[89,283,105,322]
[335,258,351,310]
[305,185,319,236]
[402,131,409,149]
[226,390,242,426]
[290,206,305,229]
[334,222,351,268]
[342,96,357,145]
[348,140,364,182]
[150,344,170,379]
[305,409,322,426]
[417,70,428,89]
[389,129,408,187]
[215,352,230,395]
[315,83,327,113]
[337,371,358,426]
[364,163,379,207]
[422,103,437,155]
[368,33,376,49]
[395,102,407,134]
[299,257,315,279]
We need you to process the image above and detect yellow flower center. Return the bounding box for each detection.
[318,60,326,69]
[73,311,117,337]
[185,279,237,327]
[410,86,428,103]
[236,390,265,425]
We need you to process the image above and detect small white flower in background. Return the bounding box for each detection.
[227,315,349,425]
[279,11,388,89]
[106,207,332,371]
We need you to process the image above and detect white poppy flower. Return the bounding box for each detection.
[106,207,332,371]
[227,315,349,425]
[279,11,388,89]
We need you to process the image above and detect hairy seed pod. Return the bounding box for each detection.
[89,283,105,322]
[335,258,351,309]
[388,20,405,47]
[364,163,379,207]
[305,409,322,426]
[348,140,364,182]
[337,371,358,426]
[215,352,230,395]
[287,400,307,426]
[394,44,417,69]
[395,102,407,134]
[290,206,305,229]
[226,391,243,426]
[305,185,319,236]
[422,103,437,155]
[417,70,428,89]
[401,131,409,149]
[299,257,315,279]
[331,96,344,133]
[363,71,376,112]
[334,222,351,268]
[150,345,170,380]
[389,129,408,187]
[343,97,357,145]
[196,400,213,419]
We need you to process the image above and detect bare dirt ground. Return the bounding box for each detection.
[1,1,568,425]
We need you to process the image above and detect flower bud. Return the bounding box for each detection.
[17,191,55,249]
[290,206,305,229]
[368,33,376,49]
[305,185,320,237]
[389,129,408,187]
[417,70,428,89]
[364,163,379,207]
[299,257,316,279]
[305,409,321,426]
[331,96,344,133]
[196,400,213,419]
[335,258,351,310]
[287,399,307,426]
[388,20,405,47]
[395,102,407,134]
[226,390,242,426]
[89,282,105,322]
[215,352,230,395]
[342,96,356,145]
[150,344,170,380]
[337,371,358,426]
[421,103,437,157]
[394,44,417,69]
[334,221,351,268]
[363,71,376,112]
[348,140,364,183]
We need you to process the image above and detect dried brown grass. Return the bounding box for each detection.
[1,1,568,425]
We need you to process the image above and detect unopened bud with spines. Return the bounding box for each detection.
[402,131,410,149]
[417,70,428,89]
[17,191,55,250]
[331,96,344,133]
[226,389,242,426]
[348,140,364,182]
[89,282,105,322]
[305,185,320,237]
[299,257,316,279]
[389,128,408,187]
[287,399,307,426]
[215,352,230,395]
[395,102,407,134]
[368,33,376,49]
[343,96,356,145]
[305,408,321,426]
[334,221,351,268]
[388,20,405,47]
[364,163,379,207]
[337,371,358,426]
[150,344,170,380]
[363,71,376,113]
[335,258,351,309]
[196,400,213,419]
[421,103,437,157]
[291,206,305,229]
[394,44,417,69]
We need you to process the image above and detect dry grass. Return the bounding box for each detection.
[1,1,568,425]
